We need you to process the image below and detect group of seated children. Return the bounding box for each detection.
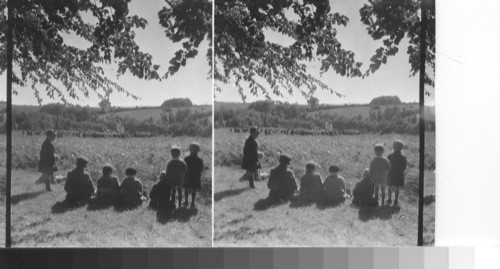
[266,140,407,207]
[63,142,204,210]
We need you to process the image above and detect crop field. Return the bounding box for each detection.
[98,105,212,122]
[309,104,435,120]
[214,129,435,246]
[10,132,212,247]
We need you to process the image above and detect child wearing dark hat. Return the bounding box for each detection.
[183,142,204,208]
[299,161,323,202]
[240,126,262,188]
[38,129,57,191]
[323,165,348,204]
[369,144,391,206]
[387,140,407,206]
[352,169,378,207]
[96,164,120,205]
[166,146,188,208]
[119,167,145,208]
[64,156,95,205]
[267,154,297,200]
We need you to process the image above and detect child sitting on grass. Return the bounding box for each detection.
[387,140,407,206]
[64,156,95,205]
[352,169,378,207]
[369,144,391,206]
[96,164,120,205]
[120,168,145,208]
[267,154,297,200]
[149,171,172,210]
[299,161,323,202]
[166,146,188,209]
[183,142,204,208]
[323,165,348,204]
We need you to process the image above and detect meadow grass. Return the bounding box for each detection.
[214,129,435,246]
[10,134,212,247]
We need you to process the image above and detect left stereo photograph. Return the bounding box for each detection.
[6,0,213,247]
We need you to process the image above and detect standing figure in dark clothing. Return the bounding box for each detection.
[38,129,57,191]
[267,154,298,200]
[387,140,407,206]
[240,126,261,188]
[352,169,378,207]
[166,146,188,209]
[64,157,95,205]
[120,168,145,208]
[96,164,120,205]
[149,171,172,210]
[184,142,204,208]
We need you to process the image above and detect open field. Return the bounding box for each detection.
[214,129,435,246]
[308,104,435,120]
[99,105,212,122]
[10,133,212,247]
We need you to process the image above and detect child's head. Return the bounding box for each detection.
[279,153,291,166]
[329,165,340,175]
[305,161,317,173]
[362,169,370,180]
[374,144,385,156]
[171,146,181,158]
[76,156,88,169]
[102,163,114,175]
[189,142,200,155]
[125,167,137,177]
[250,126,260,138]
[393,140,404,152]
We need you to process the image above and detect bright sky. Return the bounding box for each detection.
[215,0,435,106]
[2,0,212,107]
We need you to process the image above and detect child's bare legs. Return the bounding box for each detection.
[171,188,177,207]
[191,190,196,206]
[184,189,189,205]
[394,187,400,205]
[380,184,386,206]
[374,185,379,201]
[177,188,182,207]
[387,186,393,203]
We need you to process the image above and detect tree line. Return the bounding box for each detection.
[215,97,434,135]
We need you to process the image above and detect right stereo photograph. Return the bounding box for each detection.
[213,0,435,246]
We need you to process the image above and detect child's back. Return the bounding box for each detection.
[388,151,407,187]
[97,174,120,203]
[184,154,203,189]
[149,171,172,209]
[323,174,346,202]
[120,176,144,206]
[166,159,188,187]
[300,172,323,201]
[369,156,391,185]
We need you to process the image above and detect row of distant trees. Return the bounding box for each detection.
[3,99,211,137]
[215,97,434,135]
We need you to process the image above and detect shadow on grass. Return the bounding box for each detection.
[51,200,86,214]
[156,207,198,224]
[12,190,45,205]
[214,188,248,202]
[86,199,113,211]
[253,197,287,211]
[289,196,315,208]
[358,205,401,222]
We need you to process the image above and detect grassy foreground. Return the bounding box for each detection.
[214,129,435,246]
[11,134,212,247]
